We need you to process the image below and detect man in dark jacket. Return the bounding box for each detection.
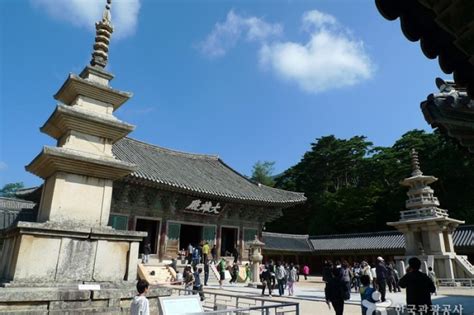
[375,256,388,302]
[399,257,436,312]
[325,267,349,315]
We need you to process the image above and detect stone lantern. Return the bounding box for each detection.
[248,235,265,287]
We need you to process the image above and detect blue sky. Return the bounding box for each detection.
[0,0,447,187]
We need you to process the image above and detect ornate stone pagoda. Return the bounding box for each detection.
[388,149,473,279]
[0,0,147,285]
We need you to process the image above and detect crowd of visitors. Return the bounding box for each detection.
[259,260,308,297]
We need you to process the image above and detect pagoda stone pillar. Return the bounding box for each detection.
[388,149,473,280]
[0,0,147,285]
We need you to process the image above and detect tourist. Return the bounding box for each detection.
[217,257,226,289]
[393,267,401,292]
[387,263,400,293]
[244,263,251,282]
[375,257,388,302]
[352,262,361,293]
[360,261,372,284]
[187,243,193,264]
[341,261,352,295]
[360,275,379,315]
[229,263,239,284]
[325,267,349,315]
[268,260,276,287]
[398,257,436,312]
[204,262,209,286]
[184,266,194,295]
[168,258,177,273]
[211,245,217,263]
[260,265,273,297]
[130,279,149,315]
[142,240,151,264]
[302,264,310,280]
[232,247,239,264]
[427,266,438,295]
[295,264,300,282]
[276,261,286,296]
[192,246,200,266]
[322,260,333,283]
[288,264,297,296]
[370,263,377,289]
[192,266,205,301]
[202,241,210,264]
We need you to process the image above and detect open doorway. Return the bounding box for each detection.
[135,218,159,255]
[179,224,203,250]
[221,227,238,256]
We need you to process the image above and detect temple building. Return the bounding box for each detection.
[108,137,306,261]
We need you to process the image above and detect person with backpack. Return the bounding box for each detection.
[325,267,350,315]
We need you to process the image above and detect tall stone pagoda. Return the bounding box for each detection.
[388,149,474,279]
[0,0,146,285]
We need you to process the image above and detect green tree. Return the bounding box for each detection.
[251,161,276,187]
[0,182,24,197]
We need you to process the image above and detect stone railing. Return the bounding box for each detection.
[400,207,448,220]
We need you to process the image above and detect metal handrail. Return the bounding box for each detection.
[438,278,473,288]
[167,286,300,314]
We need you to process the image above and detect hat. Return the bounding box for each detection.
[377,256,384,261]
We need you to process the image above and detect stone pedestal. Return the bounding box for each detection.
[0,222,146,284]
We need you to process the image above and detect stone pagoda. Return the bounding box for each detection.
[388,149,474,280]
[0,0,146,285]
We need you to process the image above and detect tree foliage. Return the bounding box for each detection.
[251,161,276,187]
[269,130,474,235]
[0,182,24,197]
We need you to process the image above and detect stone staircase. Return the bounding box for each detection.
[455,255,474,278]
[137,263,176,285]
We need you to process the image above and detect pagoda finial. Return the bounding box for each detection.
[90,0,114,69]
[410,148,423,176]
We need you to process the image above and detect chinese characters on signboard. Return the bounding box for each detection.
[185,200,221,215]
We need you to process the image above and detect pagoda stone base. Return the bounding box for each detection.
[394,253,474,280]
[0,221,146,284]
[0,283,171,314]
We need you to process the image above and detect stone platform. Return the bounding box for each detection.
[0,283,171,314]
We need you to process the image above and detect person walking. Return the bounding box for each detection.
[229,263,239,284]
[184,266,194,295]
[131,280,150,315]
[192,266,205,301]
[276,262,286,296]
[232,247,239,264]
[325,267,349,315]
[375,257,388,302]
[427,266,438,295]
[399,257,436,312]
[323,261,333,283]
[217,258,226,289]
[211,245,217,264]
[187,243,193,265]
[288,264,297,296]
[203,262,209,286]
[142,241,151,264]
[352,262,361,293]
[302,264,310,280]
[260,265,273,297]
[386,263,398,293]
[341,261,352,296]
[202,242,210,264]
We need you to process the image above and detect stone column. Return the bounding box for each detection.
[158,219,167,262]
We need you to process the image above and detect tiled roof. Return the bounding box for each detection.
[263,226,473,253]
[112,138,306,207]
[0,197,37,230]
[262,232,313,252]
[310,231,405,253]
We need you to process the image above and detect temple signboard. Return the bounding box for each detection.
[184,199,221,215]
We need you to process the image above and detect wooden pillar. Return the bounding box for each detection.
[216,224,222,258]
[158,219,167,262]
[238,225,244,263]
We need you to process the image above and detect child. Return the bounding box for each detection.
[130,279,150,315]
[360,275,379,315]
[427,266,438,295]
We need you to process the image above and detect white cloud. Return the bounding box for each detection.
[0,161,7,171]
[31,0,141,39]
[199,10,282,57]
[259,10,374,93]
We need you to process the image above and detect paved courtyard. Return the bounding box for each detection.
[185,276,474,315]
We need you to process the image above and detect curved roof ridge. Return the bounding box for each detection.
[310,230,402,239]
[263,231,309,238]
[124,137,220,160]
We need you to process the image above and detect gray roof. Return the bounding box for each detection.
[262,226,473,253]
[262,232,313,252]
[112,137,306,207]
[0,197,37,230]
